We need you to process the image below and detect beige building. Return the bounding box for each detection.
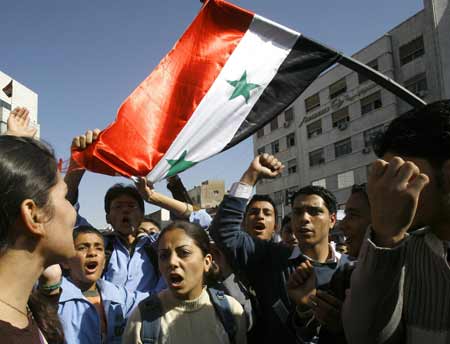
[253,0,450,222]
[188,180,225,209]
[0,71,39,137]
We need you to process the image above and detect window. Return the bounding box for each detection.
[312,178,326,188]
[399,36,424,65]
[358,59,379,84]
[305,93,320,112]
[335,138,352,158]
[338,171,355,189]
[360,91,382,115]
[284,108,294,122]
[309,148,325,167]
[364,124,385,148]
[332,107,350,128]
[270,117,279,131]
[257,146,265,155]
[285,187,298,205]
[288,159,297,175]
[307,119,322,138]
[256,127,264,138]
[286,133,295,148]
[0,99,11,110]
[274,191,283,204]
[271,140,279,154]
[404,73,428,97]
[329,78,347,99]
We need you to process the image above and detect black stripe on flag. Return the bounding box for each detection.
[224,36,340,151]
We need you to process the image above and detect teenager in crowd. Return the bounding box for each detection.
[287,183,372,343]
[244,194,278,242]
[38,226,150,343]
[209,154,348,344]
[0,107,74,344]
[280,214,298,248]
[65,130,199,293]
[0,107,76,343]
[138,216,161,238]
[343,100,450,344]
[123,221,247,344]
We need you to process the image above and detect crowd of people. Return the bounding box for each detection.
[0,100,449,343]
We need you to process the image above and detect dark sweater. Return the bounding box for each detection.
[210,195,348,344]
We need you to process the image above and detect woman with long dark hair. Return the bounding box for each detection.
[123,220,247,344]
[0,132,76,343]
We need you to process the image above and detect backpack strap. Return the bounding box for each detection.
[143,242,160,278]
[139,295,163,344]
[208,288,237,344]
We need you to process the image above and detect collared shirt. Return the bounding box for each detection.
[75,206,166,294]
[103,235,166,293]
[288,243,345,264]
[58,278,149,344]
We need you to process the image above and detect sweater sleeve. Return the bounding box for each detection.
[209,195,276,272]
[122,306,144,344]
[342,231,407,344]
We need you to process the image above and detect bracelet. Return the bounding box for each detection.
[40,279,62,292]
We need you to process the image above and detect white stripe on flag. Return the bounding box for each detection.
[147,15,300,182]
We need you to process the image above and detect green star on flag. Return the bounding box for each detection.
[166,150,196,177]
[227,71,259,103]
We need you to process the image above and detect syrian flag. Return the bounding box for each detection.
[72,0,340,182]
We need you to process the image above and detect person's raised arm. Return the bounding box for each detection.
[64,129,100,205]
[343,157,429,344]
[5,107,37,138]
[135,177,193,219]
[209,154,284,269]
[368,157,429,247]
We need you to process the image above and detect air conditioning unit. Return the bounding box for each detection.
[283,121,292,128]
[338,122,348,131]
[362,147,371,154]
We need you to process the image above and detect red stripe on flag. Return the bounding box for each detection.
[72,0,254,177]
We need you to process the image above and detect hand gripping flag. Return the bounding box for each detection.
[71,0,424,182]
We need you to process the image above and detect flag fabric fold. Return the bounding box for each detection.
[72,0,340,182]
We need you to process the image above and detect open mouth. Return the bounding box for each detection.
[85,261,99,274]
[253,223,265,231]
[168,273,184,288]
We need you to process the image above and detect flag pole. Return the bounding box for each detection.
[337,54,427,108]
[302,35,427,108]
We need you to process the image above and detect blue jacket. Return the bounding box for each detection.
[209,195,349,344]
[75,210,165,293]
[103,235,166,293]
[58,278,148,344]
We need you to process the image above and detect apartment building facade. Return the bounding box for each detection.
[253,0,450,221]
[0,71,39,137]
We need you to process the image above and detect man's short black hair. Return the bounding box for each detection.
[245,194,278,221]
[350,183,369,203]
[142,215,161,230]
[104,183,144,214]
[73,225,104,244]
[292,185,337,215]
[373,100,450,167]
